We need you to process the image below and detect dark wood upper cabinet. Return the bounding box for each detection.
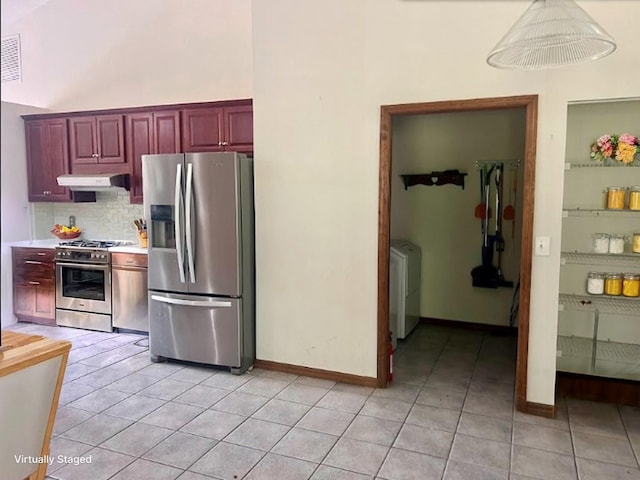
[154,111,181,154]
[69,115,126,172]
[25,118,73,202]
[182,102,253,154]
[181,108,224,153]
[224,104,254,154]
[126,110,180,204]
[23,99,252,203]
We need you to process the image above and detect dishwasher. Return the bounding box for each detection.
[112,252,149,333]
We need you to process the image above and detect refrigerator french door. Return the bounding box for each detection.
[143,152,255,374]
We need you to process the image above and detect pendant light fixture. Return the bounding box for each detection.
[487,0,616,70]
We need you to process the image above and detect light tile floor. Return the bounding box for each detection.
[5,322,640,480]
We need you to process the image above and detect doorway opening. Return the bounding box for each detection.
[377,95,539,414]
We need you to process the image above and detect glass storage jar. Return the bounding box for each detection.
[606,187,626,210]
[586,272,605,295]
[622,273,640,297]
[629,186,640,211]
[592,233,610,254]
[604,273,623,295]
[633,233,640,254]
[608,234,626,254]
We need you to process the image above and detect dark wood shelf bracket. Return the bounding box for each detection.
[401,169,468,190]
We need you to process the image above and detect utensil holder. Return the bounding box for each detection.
[138,231,148,248]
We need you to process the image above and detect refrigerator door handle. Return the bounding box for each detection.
[185,162,196,283]
[174,163,186,283]
[151,294,232,308]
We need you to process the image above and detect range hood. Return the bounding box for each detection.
[57,173,129,192]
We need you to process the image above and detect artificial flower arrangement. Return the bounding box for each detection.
[590,133,640,164]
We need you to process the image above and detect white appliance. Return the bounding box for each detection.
[390,240,421,342]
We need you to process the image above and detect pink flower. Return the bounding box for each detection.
[619,133,636,145]
[597,134,611,147]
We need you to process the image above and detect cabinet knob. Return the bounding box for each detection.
[28,281,40,285]
[92,153,99,158]
[218,141,223,146]
[221,141,229,146]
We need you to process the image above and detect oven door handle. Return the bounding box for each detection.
[151,295,231,308]
[174,163,186,283]
[55,262,110,270]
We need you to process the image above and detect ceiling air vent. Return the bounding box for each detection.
[1,34,22,84]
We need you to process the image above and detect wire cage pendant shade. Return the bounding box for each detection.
[487,0,616,70]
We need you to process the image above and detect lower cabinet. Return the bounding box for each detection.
[12,247,56,326]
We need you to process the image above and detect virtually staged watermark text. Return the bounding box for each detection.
[14,455,92,466]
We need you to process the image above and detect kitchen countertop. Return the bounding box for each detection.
[7,240,147,254]
[109,245,147,254]
[7,239,60,249]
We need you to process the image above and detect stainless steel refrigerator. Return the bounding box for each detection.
[142,152,254,374]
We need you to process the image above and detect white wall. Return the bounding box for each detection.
[253,0,640,404]
[1,0,253,110]
[0,101,48,326]
[391,110,525,326]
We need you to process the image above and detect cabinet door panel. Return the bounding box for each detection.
[25,120,72,202]
[25,121,49,201]
[34,285,55,320]
[46,119,72,200]
[182,108,224,152]
[155,111,181,154]
[127,111,180,204]
[97,115,125,163]
[127,113,154,204]
[224,105,253,154]
[14,283,35,317]
[69,116,98,164]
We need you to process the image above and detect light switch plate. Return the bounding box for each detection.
[535,236,550,256]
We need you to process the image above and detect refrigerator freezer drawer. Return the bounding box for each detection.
[149,291,242,367]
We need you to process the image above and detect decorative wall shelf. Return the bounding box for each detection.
[401,170,468,190]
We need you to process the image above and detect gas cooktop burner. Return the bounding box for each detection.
[58,240,133,249]
[55,240,134,265]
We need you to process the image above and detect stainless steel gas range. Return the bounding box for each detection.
[55,240,131,332]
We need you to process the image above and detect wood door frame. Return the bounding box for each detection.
[377,95,539,414]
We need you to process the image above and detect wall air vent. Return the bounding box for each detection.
[1,34,22,84]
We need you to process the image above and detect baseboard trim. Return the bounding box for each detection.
[254,359,378,388]
[523,401,555,418]
[419,317,517,335]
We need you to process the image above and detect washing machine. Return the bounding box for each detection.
[389,240,422,343]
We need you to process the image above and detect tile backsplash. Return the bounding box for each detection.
[32,190,143,242]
